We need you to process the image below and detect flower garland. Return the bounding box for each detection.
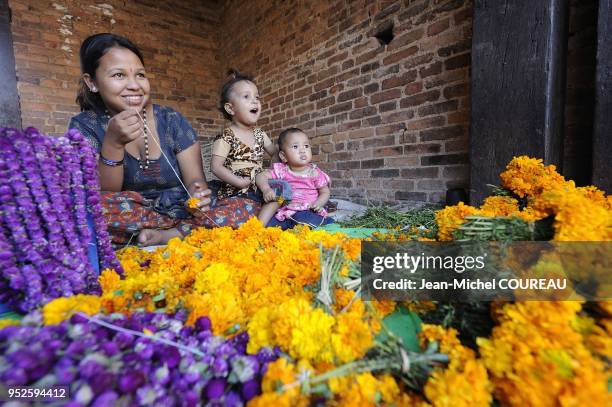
[0,127,120,312]
[0,311,277,405]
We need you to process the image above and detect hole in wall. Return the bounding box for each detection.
[374,21,394,46]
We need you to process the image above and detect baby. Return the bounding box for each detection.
[256,128,334,230]
[211,70,277,201]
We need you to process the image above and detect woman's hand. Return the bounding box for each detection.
[105,109,144,147]
[187,181,212,217]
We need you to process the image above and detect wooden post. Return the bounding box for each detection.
[470,0,569,204]
[593,0,612,193]
[0,0,20,129]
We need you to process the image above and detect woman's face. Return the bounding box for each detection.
[90,46,150,115]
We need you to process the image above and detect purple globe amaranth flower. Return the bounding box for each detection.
[183,390,199,407]
[194,316,212,332]
[1,366,28,386]
[241,378,260,401]
[118,371,146,393]
[212,357,228,377]
[204,378,226,400]
[88,372,115,395]
[159,346,181,369]
[100,341,120,357]
[90,391,118,407]
[255,346,280,364]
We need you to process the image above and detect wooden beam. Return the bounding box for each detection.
[593,0,612,193]
[0,0,20,129]
[470,0,569,204]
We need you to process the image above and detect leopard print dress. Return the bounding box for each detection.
[212,127,271,199]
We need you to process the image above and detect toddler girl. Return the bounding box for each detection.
[211,70,277,202]
[256,128,334,230]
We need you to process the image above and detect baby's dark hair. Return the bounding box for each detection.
[218,69,255,121]
[277,127,306,150]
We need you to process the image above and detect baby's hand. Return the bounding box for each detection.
[310,203,325,214]
[262,188,277,203]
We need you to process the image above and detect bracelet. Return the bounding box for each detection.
[99,154,124,167]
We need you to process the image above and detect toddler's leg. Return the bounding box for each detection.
[257,201,280,225]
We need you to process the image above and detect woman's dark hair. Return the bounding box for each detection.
[218,69,255,121]
[76,33,145,112]
[277,127,305,150]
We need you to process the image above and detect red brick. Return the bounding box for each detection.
[400,89,440,108]
[381,70,418,89]
[383,46,418,66]
[371,88,402,104]
[427,18,450,36]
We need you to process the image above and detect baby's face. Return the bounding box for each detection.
[228,80,261,126]
[281,131,312,168]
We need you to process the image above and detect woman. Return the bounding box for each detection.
[69,33,260,246]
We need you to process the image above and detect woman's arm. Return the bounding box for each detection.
[210,155,251,189]
[98,109,144,191]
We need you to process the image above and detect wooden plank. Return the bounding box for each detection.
[593,0,612,193]
[0,0,20,129]
[470,0,568,203]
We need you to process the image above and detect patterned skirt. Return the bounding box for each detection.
[101,191,261,245]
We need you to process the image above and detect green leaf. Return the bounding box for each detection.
[152,290,165,302]
[375,306,422,352]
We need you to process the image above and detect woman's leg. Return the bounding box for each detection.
[101,191,178,245]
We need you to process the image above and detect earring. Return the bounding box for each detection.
[91,87,98,93]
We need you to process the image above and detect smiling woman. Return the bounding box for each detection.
[68,33,259,246]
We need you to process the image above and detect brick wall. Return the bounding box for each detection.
[219,0,473,205]
[9,0,224,142]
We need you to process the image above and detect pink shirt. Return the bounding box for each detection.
[269,162,331,221]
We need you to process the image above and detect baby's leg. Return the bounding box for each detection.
[257,202,280,226]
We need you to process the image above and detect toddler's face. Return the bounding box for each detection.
[280,131,312,168]
[227,80,261,126]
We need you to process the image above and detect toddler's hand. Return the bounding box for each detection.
[310,203,325,214]
[262,188,277,203]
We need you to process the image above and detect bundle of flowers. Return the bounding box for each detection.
[0,128,120,312]
[0,310,277,406]
[478,301,611,406]
[435,156,612,241]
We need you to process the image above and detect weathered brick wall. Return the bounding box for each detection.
[219,0,473,205]
[9,0,224,141]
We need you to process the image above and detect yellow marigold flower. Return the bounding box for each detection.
[435,202,479,241]
[424,358,492,407]
[478,301,610,407]
[500,156,568,198]
[186,197,200,209]
[331,312,374,363]
[251,358,309,407]
[42,294,101,325]
[98,268,121,292]
[479,196,520,217]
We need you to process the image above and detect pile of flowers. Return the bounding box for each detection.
[478,301,610,406]
[435,156,611,241]
[2,146,611,406]
[0,310,277,406]
[0,128,120,312]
